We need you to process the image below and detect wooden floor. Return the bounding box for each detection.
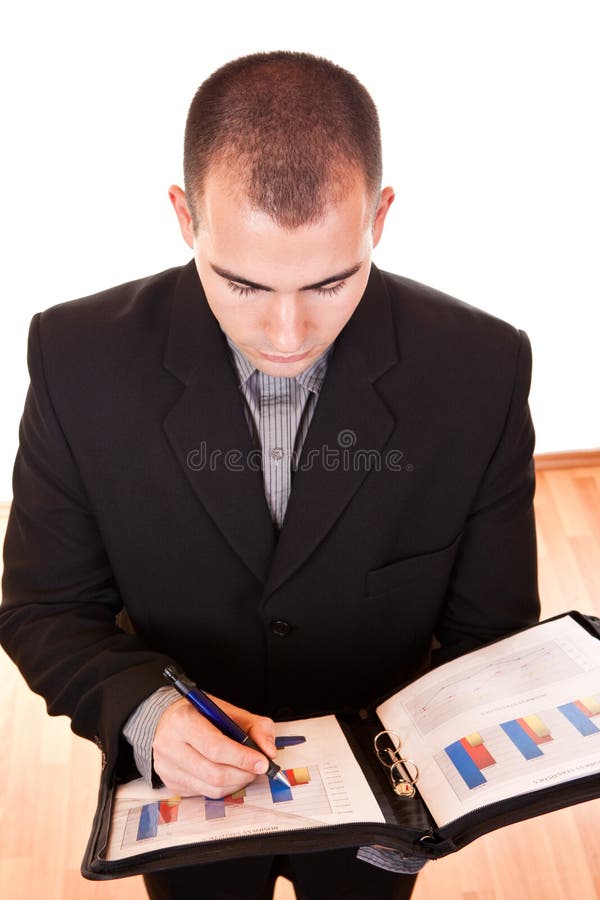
[0,465,599,899]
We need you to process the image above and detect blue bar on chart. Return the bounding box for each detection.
[205,798,226,820]
[445,740,487,788]
[500,719,544,759]
[137,802,159,840]
[558,702,600,737]
[269,778,293,802]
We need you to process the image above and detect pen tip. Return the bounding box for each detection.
[275,770,291,788]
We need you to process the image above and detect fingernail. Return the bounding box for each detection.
[254,758,268,774]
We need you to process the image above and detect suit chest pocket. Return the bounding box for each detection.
[365,532,463,600]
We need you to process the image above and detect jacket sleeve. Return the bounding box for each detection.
[0,312,177,769]
[432,329,540,666]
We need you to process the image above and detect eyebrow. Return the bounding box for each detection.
[209,261,363,292]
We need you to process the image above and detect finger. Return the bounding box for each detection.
[203,696,277,758]
[189,724,270,774]
[153,739,260,798]
[171,705,270,774]
[247,716,277,758]
[156,757,254,799]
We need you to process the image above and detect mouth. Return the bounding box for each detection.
[259,351,311,364]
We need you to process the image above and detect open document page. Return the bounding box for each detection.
[377,615,600,829]
[105,714,384,861]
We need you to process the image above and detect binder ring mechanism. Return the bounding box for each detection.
[374,731,419,798]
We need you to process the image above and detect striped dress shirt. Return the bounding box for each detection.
[224,334,332,530]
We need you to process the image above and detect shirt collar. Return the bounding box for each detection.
[224,332,332,395]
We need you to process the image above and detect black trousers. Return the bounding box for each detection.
[143,849,418,900]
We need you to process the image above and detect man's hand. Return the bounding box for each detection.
[152,694,278,797]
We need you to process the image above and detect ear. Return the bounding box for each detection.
[168,185,195,249]
[372,186,395,249]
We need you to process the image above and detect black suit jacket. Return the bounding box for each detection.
[0,259,539,775]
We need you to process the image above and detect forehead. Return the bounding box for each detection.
[197,165,372,259]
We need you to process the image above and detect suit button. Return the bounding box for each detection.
[271,619,292,636]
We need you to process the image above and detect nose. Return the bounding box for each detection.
[266,295,307,354]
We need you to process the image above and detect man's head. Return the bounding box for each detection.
[169,51,394,376]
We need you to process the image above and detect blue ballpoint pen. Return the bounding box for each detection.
[164,666,291,788]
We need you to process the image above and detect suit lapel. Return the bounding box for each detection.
[161,259,398,593]
[162,260,276,584]
[264,263,398,597]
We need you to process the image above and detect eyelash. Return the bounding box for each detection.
[226,280,347,298]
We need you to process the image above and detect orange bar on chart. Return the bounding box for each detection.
[518,716,553,744]
[285,767,311,786]
[523,714,551,738]
[576,697,600,717]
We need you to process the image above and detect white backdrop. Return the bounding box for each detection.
[1,0,598,499]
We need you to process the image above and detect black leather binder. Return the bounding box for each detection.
[82,611,600,879]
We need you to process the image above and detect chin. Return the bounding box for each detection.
[252,349,318,376]
[256,361,307,378]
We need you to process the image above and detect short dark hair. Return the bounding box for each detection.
[183,51,382,231]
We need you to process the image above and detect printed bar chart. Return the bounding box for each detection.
[559,700,600,736]
[108,716,376,862]
[445,741,486,788]
[269,779,293,802]
[499,714,554,760]
[442,712,561,791]
[579,696,600,715]
[137,803,160,840]
[521,714,553,743]
[440,695,600,798]
[137,799,182,838]
[201,789,250,820]
[269,767,311,802]
[500,720,544,760]
[444,732,496,789]
[131,766,315,841]
[285,767,310,786]
[461,733,496,769]
[159,800,180,824]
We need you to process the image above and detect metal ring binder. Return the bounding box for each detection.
[373,730,420,798]
[374,730,402,768]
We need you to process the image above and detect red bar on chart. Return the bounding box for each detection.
[158,799,180,824]
[460,735,495,769]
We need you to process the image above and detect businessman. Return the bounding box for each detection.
[0,51,539,899]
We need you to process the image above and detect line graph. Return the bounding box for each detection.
[405,640,586,735]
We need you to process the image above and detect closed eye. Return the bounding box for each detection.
[227,280,258,297]
[318,280,346,296]
[226,280,347,298]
